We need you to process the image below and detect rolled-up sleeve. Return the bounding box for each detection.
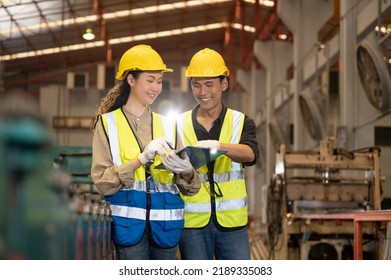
[240,116,259,167]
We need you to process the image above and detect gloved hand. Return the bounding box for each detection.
[163,151,193,174]
[196,140,220,150]
[138,137,173,165]
[177,174,201,196]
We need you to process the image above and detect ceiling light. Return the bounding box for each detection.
[278,34,288,40]
[82,28,95,40]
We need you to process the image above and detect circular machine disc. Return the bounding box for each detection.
[357,34,391,112]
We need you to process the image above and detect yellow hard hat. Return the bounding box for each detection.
[116,44,173,80]
[185,48,230,78]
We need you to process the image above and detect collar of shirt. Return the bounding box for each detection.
[191,103,227,140]
[121,106,152,149]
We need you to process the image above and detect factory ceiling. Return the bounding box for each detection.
[0,0,340,94]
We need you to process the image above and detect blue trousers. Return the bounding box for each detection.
[115,229,178,260]
[179,220,250,260]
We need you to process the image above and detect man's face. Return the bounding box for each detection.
[190,77,227,111]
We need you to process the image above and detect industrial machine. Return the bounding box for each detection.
[46,146,114,260]
[266,137,388,260]
[0,93,112,260]
[0,94,71,259]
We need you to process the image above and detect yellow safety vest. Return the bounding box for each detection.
[101,108,176,183]
[177,108,248,228]
[100,108,184,248]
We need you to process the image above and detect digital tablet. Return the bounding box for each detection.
[155,146,227,169]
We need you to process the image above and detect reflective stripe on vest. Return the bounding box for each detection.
[121,180,180,194]
[185,197,247,213]
[105,111,121,166]
[199,170,245,184]
[111,205,184,221]
[231,110,243,171]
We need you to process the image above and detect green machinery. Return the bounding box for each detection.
[0,113,70,259]
[46,146,113,260]
[0,94,112,260]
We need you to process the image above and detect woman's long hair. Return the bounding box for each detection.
[92,71,141,130]
[96,71,141,115]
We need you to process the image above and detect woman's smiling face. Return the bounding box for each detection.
[128,71,164,106]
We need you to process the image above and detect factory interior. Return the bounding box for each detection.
[1,0,391,260]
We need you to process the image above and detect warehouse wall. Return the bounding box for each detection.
[40,85,99,146]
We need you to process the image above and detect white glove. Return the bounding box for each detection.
[138,137,173,165]
[163,151,193,174]
[196,140,220,150]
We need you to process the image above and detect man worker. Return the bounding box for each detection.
[176,48,259,260]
